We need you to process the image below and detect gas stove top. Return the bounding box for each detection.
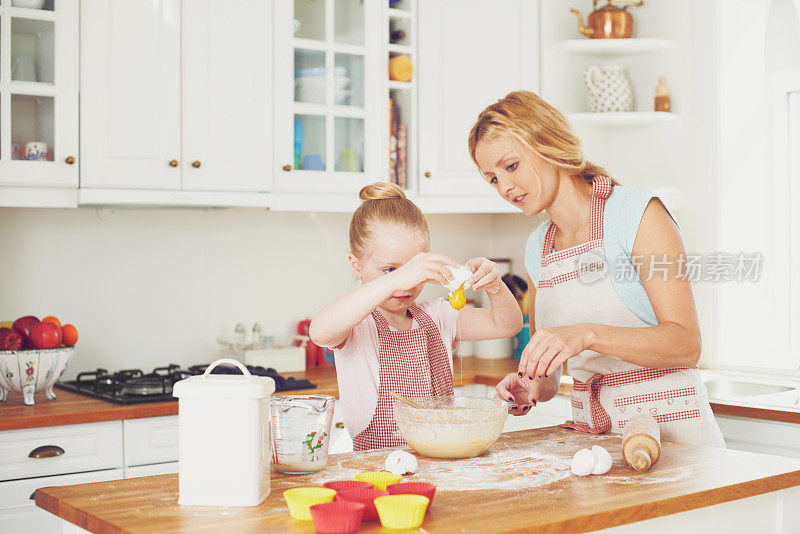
[55,363,316,405]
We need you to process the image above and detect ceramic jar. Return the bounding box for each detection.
[584,65,634,112]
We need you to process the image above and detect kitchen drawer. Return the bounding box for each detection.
[0,421,123,482]
[123,415,179,467]
[124,461,178,478]
[0,468,124,510]
[0,468,123,534]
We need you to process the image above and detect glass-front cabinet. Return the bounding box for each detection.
[0,0,78,189]
[274,0,380,194]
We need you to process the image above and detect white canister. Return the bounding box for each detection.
[173,359,275,507]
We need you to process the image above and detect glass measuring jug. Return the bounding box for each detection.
[270,394,335,474]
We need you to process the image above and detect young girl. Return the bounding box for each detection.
[310,183,522,451]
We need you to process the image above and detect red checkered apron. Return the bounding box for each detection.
[535,177,724,446]
[351,305,455,451]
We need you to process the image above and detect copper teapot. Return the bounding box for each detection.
[571,0,643,39]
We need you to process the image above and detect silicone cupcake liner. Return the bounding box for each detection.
[386,481,437,507]
[335,488,388,521]
[323,480,373,492]
[283,487,337,521]
[310,501,366,534]
[374,494,430,529]
[354,471,402,491]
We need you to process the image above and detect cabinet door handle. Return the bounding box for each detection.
[191,160,201,168]
[424,171,432,178]
[28,445,65,459]
[65,156,75,165]
[169,159,179,167]
[335,422,345,429]
[282,164,292,172]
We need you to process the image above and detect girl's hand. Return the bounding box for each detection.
[388,252,458,292]
[494,372,540,416]
[466,257,503,294]
[519,325,592,379]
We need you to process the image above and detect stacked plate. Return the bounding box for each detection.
[295,67,352,105]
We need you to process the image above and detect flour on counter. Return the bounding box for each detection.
[305,446,572,491]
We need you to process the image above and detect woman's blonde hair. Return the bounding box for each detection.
[468,90,617,186]
[349,182,429,258]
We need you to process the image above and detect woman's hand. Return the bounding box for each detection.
[387,252,458,292]
[519,325,593,379]
[465,257,503,293]
[494,372,540,416]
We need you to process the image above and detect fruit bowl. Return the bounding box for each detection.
[393,396,508,458]
[0,347,74,405]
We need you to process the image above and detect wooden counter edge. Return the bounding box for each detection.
[32,458,800,534]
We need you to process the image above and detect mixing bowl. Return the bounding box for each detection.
[0,347,74,405]
[393,396,508,458]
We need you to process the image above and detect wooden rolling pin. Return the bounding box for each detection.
[622,414,661,471]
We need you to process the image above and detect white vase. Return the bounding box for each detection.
[584,65,634,113]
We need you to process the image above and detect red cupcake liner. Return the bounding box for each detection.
[310,501,365,534]
[386,482,437,508]
[323,480,373,492]
[335,488,388,521]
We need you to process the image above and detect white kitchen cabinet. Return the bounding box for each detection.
[272,0,381,203]
[715,415,800,458]
[0,468,123,534]
[329,399,353,454]
[79,0,272,206]
[417,0,538,199]
[123,415,179,468]
[0,0,79,207]
[124,461,178,478]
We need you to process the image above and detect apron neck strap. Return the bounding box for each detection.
[371,305,421,333]
[588,176,612,241]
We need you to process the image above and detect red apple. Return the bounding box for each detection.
[29,322,62,349]
[0,327,23,351]
[13,316,39,348]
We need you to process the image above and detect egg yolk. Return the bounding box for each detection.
[449,284,466,310]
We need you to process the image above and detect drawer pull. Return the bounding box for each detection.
[335,422,345,429]
[28,445,65,459]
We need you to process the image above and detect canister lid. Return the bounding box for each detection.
[173,359,276,399]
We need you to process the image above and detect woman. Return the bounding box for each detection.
[469,91,724,447]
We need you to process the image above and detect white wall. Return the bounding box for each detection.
[0,207,514,378]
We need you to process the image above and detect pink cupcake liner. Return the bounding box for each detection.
[323,480,373,492]
[386,482,437,509]
[310,501,365,534]
[335,488,388,521]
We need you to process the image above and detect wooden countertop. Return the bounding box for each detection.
[2,357,797,431]
[35,426,800,534]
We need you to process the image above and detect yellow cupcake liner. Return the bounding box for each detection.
[374,494,430,529]
[354,471,402,492]
[283,487,337,521]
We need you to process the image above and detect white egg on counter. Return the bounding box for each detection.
[591,445,613,475]
[385,450,418,475]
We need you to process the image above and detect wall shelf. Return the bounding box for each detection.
[568,111,678,127]
[554,38,677,57]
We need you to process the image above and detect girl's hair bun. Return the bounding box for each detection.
[358,182,406,203]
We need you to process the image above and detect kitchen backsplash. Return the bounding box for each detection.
[0,205,717,377]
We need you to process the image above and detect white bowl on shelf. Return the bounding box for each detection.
[294,75,351,91]
[0,347,74,405]
[12,0,46,9]
[295,87,353,105]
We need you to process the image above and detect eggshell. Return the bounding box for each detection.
[445,265,472,292]
[570,448,595,477]
[385,450,418,475]
[590,445,612,475]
